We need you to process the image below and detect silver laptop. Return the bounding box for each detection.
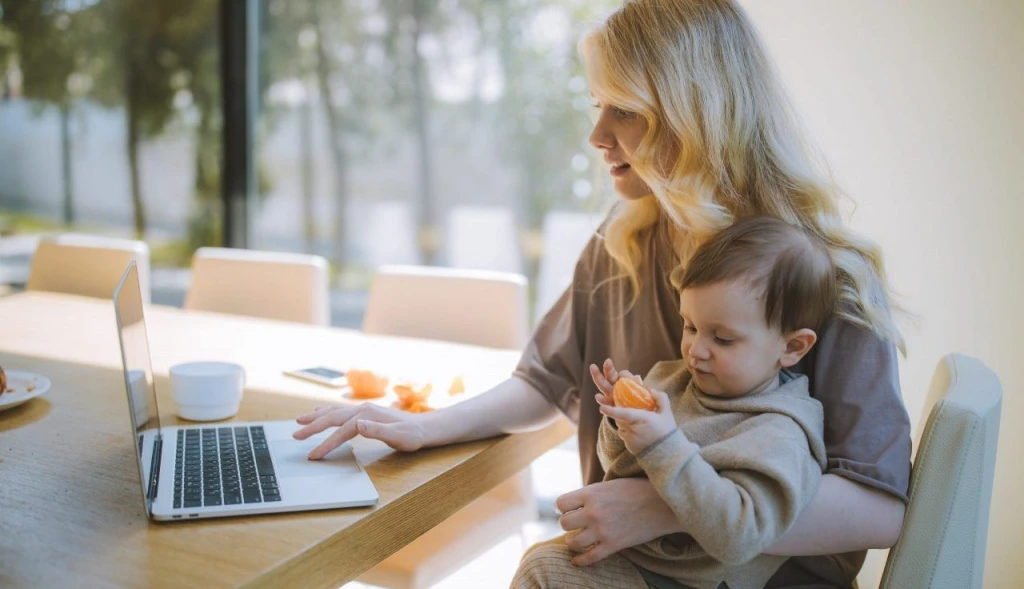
[113,260,378,521]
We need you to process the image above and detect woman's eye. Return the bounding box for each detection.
[593,102,635,119]
[612,106,635,119]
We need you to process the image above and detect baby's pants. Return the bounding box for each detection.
[510,535,650,589]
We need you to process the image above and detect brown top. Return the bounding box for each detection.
[514,218,912,587]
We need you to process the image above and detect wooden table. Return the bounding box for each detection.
[0,292,573,588]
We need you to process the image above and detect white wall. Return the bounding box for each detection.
[740,1,1024,586]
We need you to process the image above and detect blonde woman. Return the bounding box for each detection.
[294,0,911,586]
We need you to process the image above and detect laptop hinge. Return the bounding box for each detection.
[147,435,162,500]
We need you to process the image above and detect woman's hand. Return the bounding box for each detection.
[555,478,685,566]
[293,403,428,459]
[292,377,560,460]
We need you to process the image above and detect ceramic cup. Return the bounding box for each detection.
[169,361,245,421]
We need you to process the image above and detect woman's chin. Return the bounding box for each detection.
[613,182,653,201]
[610,173,654,201]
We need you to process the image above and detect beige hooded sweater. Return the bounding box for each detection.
[598,360,828,589]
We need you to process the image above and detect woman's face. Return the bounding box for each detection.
[589,101,653,201]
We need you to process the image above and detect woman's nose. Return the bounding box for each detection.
[589,114,615,150]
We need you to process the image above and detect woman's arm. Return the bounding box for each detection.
[424,375,563,442]
[293,376,560,457]
[557,473,904,566]
[763,473,905,555]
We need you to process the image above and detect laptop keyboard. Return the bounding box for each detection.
[173,425,280,509]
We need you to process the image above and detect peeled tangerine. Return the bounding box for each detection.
[613,377,657,411]
[347,369,389,399]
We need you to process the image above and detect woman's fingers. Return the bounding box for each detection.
[293,406,357,439]
[294,403,427,458]
[305,418,360,460]
[293,403,391,442]
[557,507,588,532]
[554,487,586,514]
[564,528,600,554]
[570,541,617,567]
[295,405,341,425]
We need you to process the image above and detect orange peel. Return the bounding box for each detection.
[393,381,433,405]
[347,369,389,399]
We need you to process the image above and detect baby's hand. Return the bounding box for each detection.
[598,388,675,455]
[590,359,643,407]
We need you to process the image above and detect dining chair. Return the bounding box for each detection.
[27,234,151,302]
[358,264,536,589]
[877,353,1002,589]
[184,247,331,326]
[363,264,529,350]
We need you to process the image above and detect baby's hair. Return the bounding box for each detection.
[679,217,838,334]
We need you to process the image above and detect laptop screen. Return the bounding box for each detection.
[113,261,162,515]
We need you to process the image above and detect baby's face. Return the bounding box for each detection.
[679,280,787,397]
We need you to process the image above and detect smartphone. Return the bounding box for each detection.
[283,366,347,387]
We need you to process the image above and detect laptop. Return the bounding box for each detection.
[113,260,378,521]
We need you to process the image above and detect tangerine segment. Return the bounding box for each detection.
[448,375,465,396]
[391,399,435,413]
[393,382,433,405]
[612,377,656,411]
[404,402,435,413]
[348,369,389,399]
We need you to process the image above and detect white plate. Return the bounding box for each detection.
[0,370,51,411]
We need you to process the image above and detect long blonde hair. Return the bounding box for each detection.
[582,0,906,353]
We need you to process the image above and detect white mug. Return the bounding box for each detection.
[169,361,246,421]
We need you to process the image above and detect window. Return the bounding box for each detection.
[0,0,617,324]
[0,0,221,303]
[254,0,618,324]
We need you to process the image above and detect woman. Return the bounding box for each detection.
[294,0,911,586]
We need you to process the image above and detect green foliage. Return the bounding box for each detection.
[2,0,618,268]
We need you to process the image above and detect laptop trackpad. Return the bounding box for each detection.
[271,439,362,478]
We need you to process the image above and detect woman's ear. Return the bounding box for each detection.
[780,328,817,368]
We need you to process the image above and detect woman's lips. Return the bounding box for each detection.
[609,163,631,177]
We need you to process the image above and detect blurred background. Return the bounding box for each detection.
[0,0,616,324]
[1,0,1022,587]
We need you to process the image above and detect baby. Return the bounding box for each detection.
[513,217,837,589]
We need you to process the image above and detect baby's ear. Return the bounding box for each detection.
[780,328,817,368]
